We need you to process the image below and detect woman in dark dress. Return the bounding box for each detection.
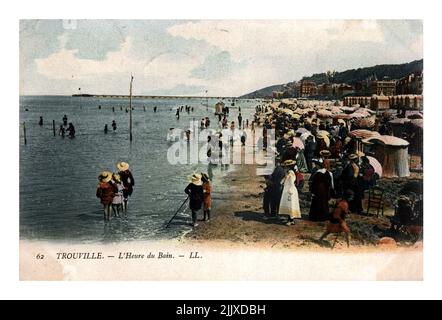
[309,160,333,221]
[185,174,204,227]
[341,154,363,214]
[117,162,135,211]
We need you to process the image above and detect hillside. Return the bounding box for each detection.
[240,59,423,98]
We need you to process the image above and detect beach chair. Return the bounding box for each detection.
[366,186,384,217]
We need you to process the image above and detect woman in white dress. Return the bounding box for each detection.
[279,170,302,225]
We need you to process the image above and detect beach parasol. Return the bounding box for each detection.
[300,132,315,144]
[350,129,380,140]
[330,106,342,114]
[363,135,410,147]
[366,156,383,178]
[349,112,366,119]
[333,113,353,120]
[354,115,376,129]
[317,109,333,118]
[406,111,423,119]
[296,128,310,135]
[389,118,411,125]
[280,108,295,116]
[292,137,305,150]
[340,106,357,113]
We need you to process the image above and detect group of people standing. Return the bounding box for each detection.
[96,162,135,221]
[259,105,379,246]
[176,105,194,119]
[104,120,117,134]
[38,115,76,138]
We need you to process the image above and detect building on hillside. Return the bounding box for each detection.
[337,84,354,98]
[272,91,284,99]
[343,94,423,111]
[396,73,423,95]
[370,80,396,96]
[298,80,318,97]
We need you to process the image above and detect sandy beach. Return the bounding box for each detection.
[185,160,423,252]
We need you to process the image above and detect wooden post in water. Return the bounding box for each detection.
[23,122,27,145]
[52,120,56,136]
[129,75,134,142]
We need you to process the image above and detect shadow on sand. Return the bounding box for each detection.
[234,210,310,226]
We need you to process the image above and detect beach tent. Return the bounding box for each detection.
[350,129,380,154]
[388,118,411,137]
[363,135,410,178]
[215,101,225,115]
[353,115,376,129]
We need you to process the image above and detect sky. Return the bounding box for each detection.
[19,20,423,97]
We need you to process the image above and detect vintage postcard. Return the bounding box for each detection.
[19,20,423,281]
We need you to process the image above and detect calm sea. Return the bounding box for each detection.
[19,95,257,243]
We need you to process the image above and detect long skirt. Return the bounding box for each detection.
[296,151,309,173]
[309,195,330,221]
[279,187,301,219]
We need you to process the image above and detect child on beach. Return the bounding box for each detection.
[112,173,124,217]
[96,171,117,221]
[201,173,212,222]
[58,125,65,138]
[319,190,353,248]
[116,162,135,211]
[185,174,204,227]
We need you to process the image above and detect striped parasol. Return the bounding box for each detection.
[292,137,305,150]
[366,156,383,178]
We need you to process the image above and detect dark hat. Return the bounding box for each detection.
[201,173,210,182]
[320,150,331,157]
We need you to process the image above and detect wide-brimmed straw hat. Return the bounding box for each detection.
[348,153,359,160]
[98,171,113,183]
[282,159,296,167]
[117,161,130,171]
[189,173,203,186]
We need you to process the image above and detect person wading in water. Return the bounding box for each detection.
[116,162,135,211]
[66,123,75,138]
[96,171,117,221]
